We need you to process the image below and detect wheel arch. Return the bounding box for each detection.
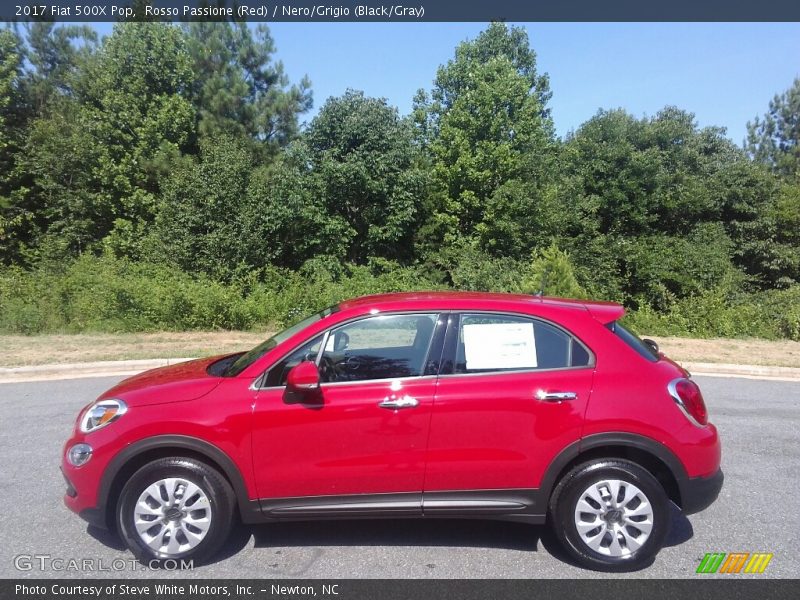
[542,433,688,510]
[97,435,260,529]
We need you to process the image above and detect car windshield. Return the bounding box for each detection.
[223,306,338,376]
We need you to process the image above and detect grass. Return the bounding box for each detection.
[0,331,270,367]
[0,331,799,369]
[649,335,800,369]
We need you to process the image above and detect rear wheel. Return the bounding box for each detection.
[117,457,235,566]
[549,459,670,571]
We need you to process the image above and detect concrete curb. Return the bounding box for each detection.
[0,357,798,384]
[679,361,800,382]
[0,358,196,383]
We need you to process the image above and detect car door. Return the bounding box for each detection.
[251,312,446,516]
[423,312,594,509]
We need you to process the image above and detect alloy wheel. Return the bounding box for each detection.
[133,477,213,557]
[573,478,654,557]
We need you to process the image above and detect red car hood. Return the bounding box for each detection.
[98,355,228,407]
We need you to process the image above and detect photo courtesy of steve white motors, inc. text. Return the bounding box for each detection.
[15,583,338,597]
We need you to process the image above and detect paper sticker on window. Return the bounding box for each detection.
[462,322,537,370]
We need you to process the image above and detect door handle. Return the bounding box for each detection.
[536,390,578,402]
[379,395,419,409]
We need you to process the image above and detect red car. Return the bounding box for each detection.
[62,292,722,571]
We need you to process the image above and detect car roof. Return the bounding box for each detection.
[337,291,624,324]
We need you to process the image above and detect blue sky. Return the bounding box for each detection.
[92,22,800,145]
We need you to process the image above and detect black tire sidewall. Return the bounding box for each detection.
[117,457,235,567]
[552,460,670,572]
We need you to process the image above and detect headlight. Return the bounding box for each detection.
[79,399,127,433]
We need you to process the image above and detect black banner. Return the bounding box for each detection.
[3,0,800,22]
[3,580,799,600]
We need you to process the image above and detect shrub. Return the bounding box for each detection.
[1,254,798,340]
[519,244,587,298]
[0,254,440,334]
[625,284,800,340]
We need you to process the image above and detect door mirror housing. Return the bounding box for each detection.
[286,360,320,392]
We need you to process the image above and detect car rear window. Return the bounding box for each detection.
[607,321,659,362]
[453,314,592,373]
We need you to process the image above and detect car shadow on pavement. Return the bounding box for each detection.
[216,503,693,566]
[246,518,541,552]
[663,503,694,547]
[86,525,127,551]
[86,502,694,569]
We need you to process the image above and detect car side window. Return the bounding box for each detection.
[263,335,323,387]
[454,314,590,374]
[319,314,438,383]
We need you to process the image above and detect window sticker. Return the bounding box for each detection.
[462,322,537,370]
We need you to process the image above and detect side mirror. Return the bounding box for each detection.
[286,360,320,392]
[643,338,660,354]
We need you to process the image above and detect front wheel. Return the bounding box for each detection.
[549,459,670,571]
[117,457,235,566]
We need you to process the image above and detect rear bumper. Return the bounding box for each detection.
[679,468,724,515]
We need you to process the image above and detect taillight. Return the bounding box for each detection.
[668,378,708,426]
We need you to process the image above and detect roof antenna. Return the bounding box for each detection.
[534,265,550,298]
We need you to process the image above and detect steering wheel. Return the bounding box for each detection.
[318,355,337,383]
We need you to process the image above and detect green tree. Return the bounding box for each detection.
[557,107,776,303]
[0,28,24,186]
[1,25,101,263]
[185,22,311,155]
[560,108,733,238]
[768,182,800,286]
[520,244,586,298]
[746,78,800,180]
[153,136,254,279]
[416,23,556,256]
[155,137,350,278]
[242,142,350,270]
[305,90,429,264]
[0,28,26,258]
[744,79,800,287]
[8,23,195,261]
[711,157,786,288]
[22,23,97,112]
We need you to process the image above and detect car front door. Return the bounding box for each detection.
[422,312,594,516]
[251,312,445,517]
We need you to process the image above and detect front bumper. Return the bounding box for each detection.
[679,468,724,515]
[61,438,110,529]
[62,467,108,529]
[77,508,108,529]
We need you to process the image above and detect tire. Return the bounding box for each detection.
[549,459,670,572]
[117,457,235,567]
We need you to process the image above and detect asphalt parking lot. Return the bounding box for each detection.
[0,375,797,579]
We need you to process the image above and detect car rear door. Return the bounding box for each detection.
[422,312,594,513]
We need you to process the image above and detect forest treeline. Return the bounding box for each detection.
[0,22,799,338]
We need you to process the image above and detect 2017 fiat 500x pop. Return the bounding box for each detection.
[62,292,722,571]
